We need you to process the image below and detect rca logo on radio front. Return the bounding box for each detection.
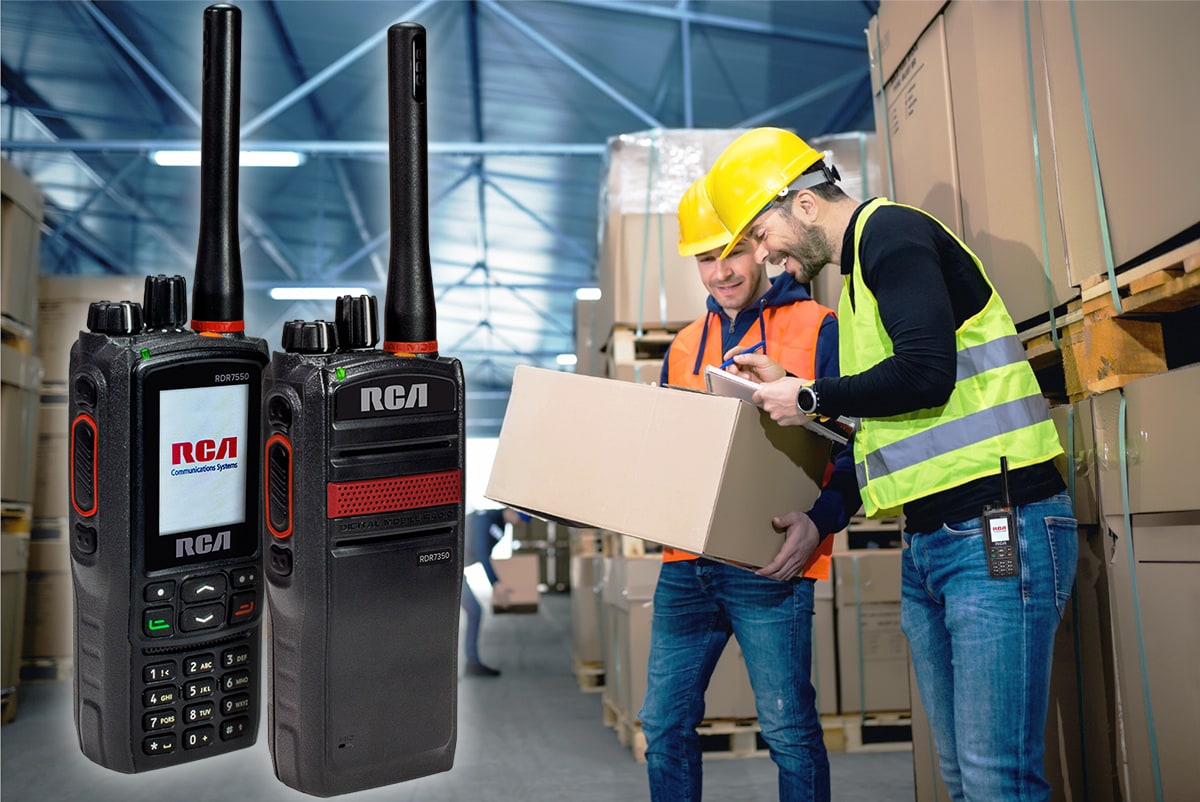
[335,374,456,420]
[361,382,428,412]
[176,530,233,558]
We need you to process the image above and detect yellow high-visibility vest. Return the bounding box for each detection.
[839,199,1062,518]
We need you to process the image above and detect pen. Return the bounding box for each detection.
[718,340,765,370]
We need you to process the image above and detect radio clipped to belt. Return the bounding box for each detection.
[983,457,1019,578]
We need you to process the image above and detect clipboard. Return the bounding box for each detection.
[703,365,855,445]
[703,365,762,405]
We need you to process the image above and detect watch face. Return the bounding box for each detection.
[798,386,817,414]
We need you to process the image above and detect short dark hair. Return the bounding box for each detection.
[801,159,848,203]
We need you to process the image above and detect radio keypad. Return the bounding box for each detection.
[137,566,257,754]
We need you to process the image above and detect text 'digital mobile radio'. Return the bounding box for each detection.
[68,4,268,772]
[262,22,465,796]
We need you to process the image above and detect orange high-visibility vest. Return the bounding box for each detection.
[662,299,835,581]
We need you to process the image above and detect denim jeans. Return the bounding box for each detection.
[638,559,829,802]
[460,576,482,664]
[902,492,1077,802]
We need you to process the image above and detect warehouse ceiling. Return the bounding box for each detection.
[1,0,877,435]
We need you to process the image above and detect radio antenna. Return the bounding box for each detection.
[382,22,438,358]
[191,3,245,333]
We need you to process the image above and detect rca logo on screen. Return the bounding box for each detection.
[172,437,239,464]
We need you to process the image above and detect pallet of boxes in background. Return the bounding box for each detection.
[1,504,32,724]
[604,325,679,385]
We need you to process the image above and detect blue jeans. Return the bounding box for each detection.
[638,560,829,802]
[461,576,482,664]
[902,492,1077,802]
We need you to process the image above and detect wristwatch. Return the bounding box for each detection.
[796,384,819,416]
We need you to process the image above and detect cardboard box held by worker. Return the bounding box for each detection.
[485,366,832,571]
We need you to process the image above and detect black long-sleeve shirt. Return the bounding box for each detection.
[812,202,1063,532]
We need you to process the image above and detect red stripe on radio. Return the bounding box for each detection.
[326,469,462,519]
[191,319,245,333]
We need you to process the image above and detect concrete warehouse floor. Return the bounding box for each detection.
[0,591,915,802]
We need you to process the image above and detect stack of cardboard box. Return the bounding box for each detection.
[1,159,46,718]
[871,2,1200,799]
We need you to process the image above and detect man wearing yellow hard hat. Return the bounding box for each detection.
[637,175,858,802]
[707,127,1076,801]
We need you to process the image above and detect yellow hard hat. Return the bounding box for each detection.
[705,128,825,260]
[676,176,731,257]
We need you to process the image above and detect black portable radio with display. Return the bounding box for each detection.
[262,22,465,797]
[67,4,268,773]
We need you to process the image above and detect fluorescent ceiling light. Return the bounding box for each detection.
[575,287,601,301]
[151,150,306,167]
[269,287,370,301]
[555,353,578,366]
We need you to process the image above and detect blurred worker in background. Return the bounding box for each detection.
[708,127,1076,801]
[637,175,861,802]
[461,507,521,677]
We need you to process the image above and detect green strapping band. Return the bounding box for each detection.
[1024,0,1059,349]
[1065,405,1092,800]
[871,21,896,200]
[1118,393,1163,801]
[1069,0,1122,315]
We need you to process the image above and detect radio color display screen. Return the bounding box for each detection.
[157,384,249,536]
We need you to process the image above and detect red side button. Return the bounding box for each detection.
[71,414,98,516]
[265,434,292,538]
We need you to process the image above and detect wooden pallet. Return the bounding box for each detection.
[605,325,684,363]
[1,503,32,536]
[573,658,605,693]
[1022,240,1200,403]
[0,315,34,353]
[625,716,770,764]
[20,656,72,683]
[1079,238,1200,311]
[1,688,17,725]
[822,712,913,753]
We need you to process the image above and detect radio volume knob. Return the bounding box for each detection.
[335,295,379,350]
[143,274,188,329]
[86,301,144,335]
[281,320,338,354]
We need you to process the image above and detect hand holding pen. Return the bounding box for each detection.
[718,339,766,371]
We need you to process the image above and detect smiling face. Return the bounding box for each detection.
[694,237,769,318]
[746,205,835,285]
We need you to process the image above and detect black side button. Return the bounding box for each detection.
[266,436,292,538]
[268,545,293,578]
[73,523,98,555]
[71,415,98,516]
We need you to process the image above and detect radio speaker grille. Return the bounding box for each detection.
[326,469,462,518]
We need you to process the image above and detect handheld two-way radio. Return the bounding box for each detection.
[67,4,268,772]
[983,457,1020,579]
[262,22,465,797]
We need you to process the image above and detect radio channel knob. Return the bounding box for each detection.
[86,300,144,335]
[281,320,338,355]
[335,294,379,350]
[142,274,188,329]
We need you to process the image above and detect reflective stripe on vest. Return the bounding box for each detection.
[840,198,1063,517]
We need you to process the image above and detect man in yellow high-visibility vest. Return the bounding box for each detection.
[707,127,1077,802]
